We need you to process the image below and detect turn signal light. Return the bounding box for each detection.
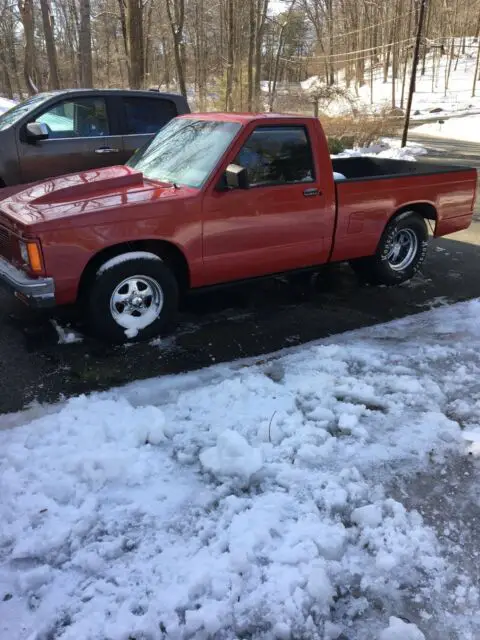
[26,242,43,273]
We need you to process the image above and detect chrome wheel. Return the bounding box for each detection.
[386,228,418,271]
[109,275,164,330]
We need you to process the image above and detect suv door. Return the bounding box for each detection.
[18,96,124,183]
[120,96,179,164]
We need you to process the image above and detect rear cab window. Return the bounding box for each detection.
[234,125,315,187]
[123,97,178,135]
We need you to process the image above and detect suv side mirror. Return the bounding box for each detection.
[225,163,248,190]
[25,122,49,143]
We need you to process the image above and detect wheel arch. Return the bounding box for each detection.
[388,202,437,232]
[78,239,191,301]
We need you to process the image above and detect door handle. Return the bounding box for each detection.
[303,187,319,197]
[95,147,119,154]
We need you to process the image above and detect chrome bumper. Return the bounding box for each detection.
[0,256,55,308]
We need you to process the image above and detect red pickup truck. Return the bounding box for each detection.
[0,113,477,341]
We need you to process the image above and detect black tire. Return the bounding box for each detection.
[86,253,178,343]
[350,212,428,285]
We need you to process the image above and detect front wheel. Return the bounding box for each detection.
[350,212,428,285]
[85,253,179,343]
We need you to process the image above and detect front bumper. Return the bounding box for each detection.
[0,256,55,308]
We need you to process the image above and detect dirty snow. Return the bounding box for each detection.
[1,300,480,639]
[50,319,83,345]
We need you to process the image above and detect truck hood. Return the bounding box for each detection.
[0,166,195,229]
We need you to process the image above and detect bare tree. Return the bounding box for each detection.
[78,0,93,86]
[126,0,144,88]
[166,0,187,98]
[18,0,39,94]
[40,0,60,89]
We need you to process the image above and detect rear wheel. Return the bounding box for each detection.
[85,253,178,343]
[350,212,428,285]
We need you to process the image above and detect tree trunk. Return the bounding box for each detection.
[473,37,480,97]
[225,0,234,110]
[166,0,187,98]
[117,0,130,81]
[78,0,93,87]
[247,0,255,110]
[0,53,14,99]
[327,0,334,85]
[254,0,269,110]
[39,0,60,89]
[18,0,40,94]
[126,0,144,88]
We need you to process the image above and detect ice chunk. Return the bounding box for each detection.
[378,616,425,640]
[200,430,263,482]
[351,503,383,528]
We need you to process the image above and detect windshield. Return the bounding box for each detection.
[127,118,242,188]
[0,93,57,132]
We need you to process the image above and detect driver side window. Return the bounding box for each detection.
[234,126,315,187]
[36,97,110,139]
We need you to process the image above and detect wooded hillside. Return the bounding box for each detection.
[1,0,480,112]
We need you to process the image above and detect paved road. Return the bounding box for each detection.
[1,135,479,415]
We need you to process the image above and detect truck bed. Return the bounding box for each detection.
[331,156,470,181]
[330,157,477,264]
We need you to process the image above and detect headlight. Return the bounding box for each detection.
[19,241,29,264]
[19,240,43,272]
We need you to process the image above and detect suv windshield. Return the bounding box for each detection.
[0,92,57,132]
[127,118,241,188]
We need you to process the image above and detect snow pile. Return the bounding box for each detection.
[413,113,480,142]
[2,300,480,639]
[333,139,427,162]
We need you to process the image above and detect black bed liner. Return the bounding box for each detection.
[332,156,473,182]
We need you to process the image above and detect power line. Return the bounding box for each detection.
[280,37,416,64]
[325,9,416,42]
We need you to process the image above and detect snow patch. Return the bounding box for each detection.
[1,300,480,639]
[414,113,480,143]
[200,429,263,483]
[0,96,15,114]
[378,616,426,640]
[50,319,83,344]
[97,251,162,275]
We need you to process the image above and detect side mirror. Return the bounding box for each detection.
[224,163,248,190]
[25,122,49,143]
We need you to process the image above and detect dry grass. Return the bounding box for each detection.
[321,109,402,149]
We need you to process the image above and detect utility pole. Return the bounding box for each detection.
[401,0,428,147]
[473,37,480,98]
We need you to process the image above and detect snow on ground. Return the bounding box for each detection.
[0,97,15,115]
[2,300,480,639]
[314,38,480,121]
[413,113,480,143]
